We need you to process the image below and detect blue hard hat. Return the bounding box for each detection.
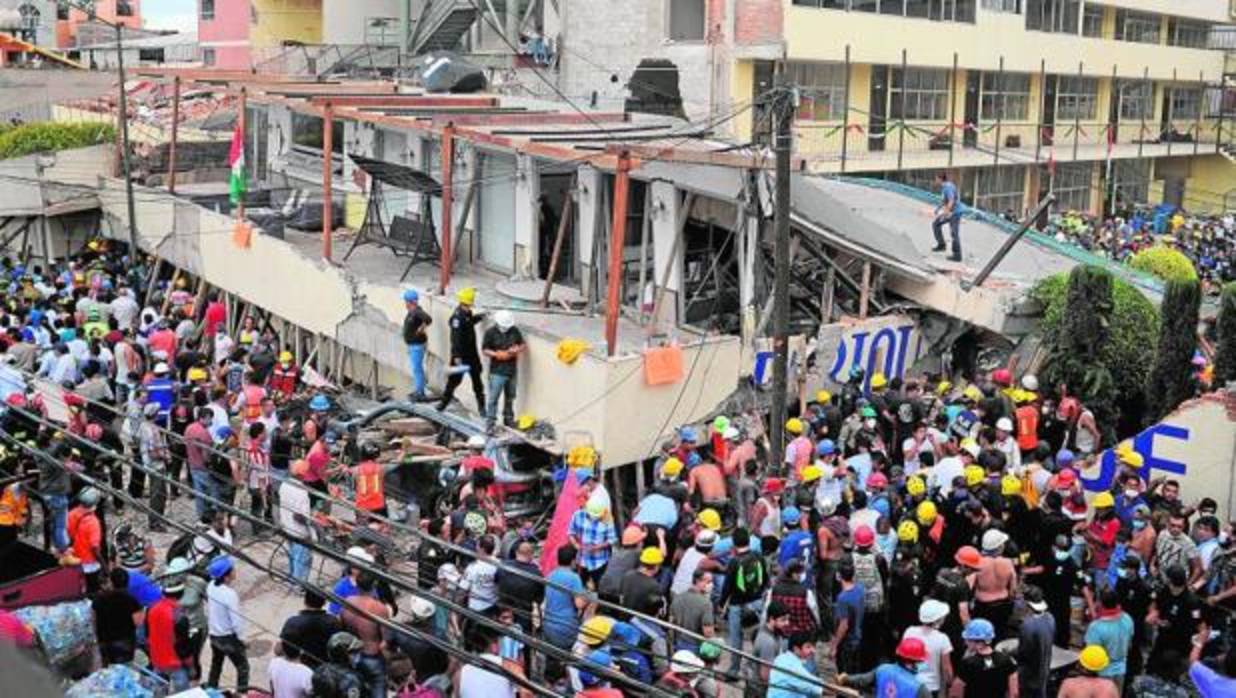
[781,506,801,526]
[611,621,640,647]
[402,288,419,303]
[1056,449,1075,466]
[215,426,234,441]
[207,555,234,580]
[962,618,995,642]
[816,439,836,456]
[579,649,613,686]
[679,426,697,443]
[309,395,331,412]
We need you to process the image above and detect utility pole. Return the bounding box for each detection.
[769,73,794,474]
[114,22,139,254]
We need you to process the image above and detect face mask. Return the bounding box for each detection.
[1124,490,1139,499]
[1054,550,1071,561]
[864,419,877,429]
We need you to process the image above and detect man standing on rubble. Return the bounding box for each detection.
[437,287,486,416]
[932,171,964,262]
[402,288,432,402]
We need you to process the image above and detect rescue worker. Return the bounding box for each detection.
[267,351,299,402]
[436,287,486,415]
[0,471,30,548]
[1058,645,1121,698]
[837,636,932,698]
[234,371,267,428]
[401,288,432,401]
[351,443,388,518]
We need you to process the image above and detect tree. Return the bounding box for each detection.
[1039,265,1118,443]
[1145,279,1201,421]
[1215,282,1236,386]
[1129,245,1198,283]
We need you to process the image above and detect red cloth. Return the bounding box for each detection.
[146,598,184,670]
[0,610,33,648]
[204,302,227,336]
[67,506,101,565]
[148,329,178,360]
[539,471,582,576]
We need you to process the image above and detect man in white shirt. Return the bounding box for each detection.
[460,535,499,612]
[902,599,954,695]
[206,556,250,690]
[268,648,313,698]
[459,630,516,698]
[279,461,315,583]
[110,287,140,330]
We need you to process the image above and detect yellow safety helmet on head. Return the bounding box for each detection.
[279,351,294,363]
[1118,450,1144,468]
[639,547,665,566]
[785,418,804,435]
[1092,491,1115,509]
[815,390,832,404]
[187,367,208,382]
[897,519,920,544]
[1078,645,1110,673]
[963,385,983,402]
[801,464,823,484]
[936,380,952,396]
[870,373,888,390]
[916,500,938,525]
[580,616,615,646]
[456,287,477,305]
[1001,475,1022,496]
[964,465,985,487]
[906,476,926,497]
[662,457,684,478]
[696,508,722,532]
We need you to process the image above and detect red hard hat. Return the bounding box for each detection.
[866,472,888,489]
[1057,468,1077,487]
[762,478,785,495]
[854,525,875,547]
[85,423,103,440]
[991,368,1013,387]
[64,394,85,408]
[5,393,26,408]
[955,545,982,568]
[896,636,928,663]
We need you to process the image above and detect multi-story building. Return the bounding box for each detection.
[57,0,142,47]
[0,0,57,47]
[557,0,1236,216]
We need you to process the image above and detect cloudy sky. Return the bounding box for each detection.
[142,0,196,31]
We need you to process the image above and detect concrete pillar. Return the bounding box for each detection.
[513,153,540,279]
[576,164,602,301]
[650,179,683,327]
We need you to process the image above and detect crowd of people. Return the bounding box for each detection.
[0,240,1232,698]
[1043,206,1234,288]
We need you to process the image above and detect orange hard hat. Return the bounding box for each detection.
[954,545,982,568]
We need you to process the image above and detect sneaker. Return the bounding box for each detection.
[59,553,81,566]
[931,244,947,252]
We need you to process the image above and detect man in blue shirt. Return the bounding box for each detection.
[932,172,963,262]
[543,544,588,649]
[768,632,822,698]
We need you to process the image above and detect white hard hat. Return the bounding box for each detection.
[722,427,740,440]
[466,435,486,449]
[153,362,170,375]
[817,497,837,517]
[408,596,435,621]
[1021,374,1039,392]
[671,650,704,674]
[996,417,1013,432]
[494,310,515,331]
[919,598,950,624]
[982,528,1009,552]
[346,546,374,564]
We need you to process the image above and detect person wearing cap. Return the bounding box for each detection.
[1012,584,1053,698]
[481,309,525,431]
[312,631,366,698]
[1058,645,1120,698]
[67,487,105,592]
[837,635,932,698]
[670,527,718,596]
[576,648,624,698]
[1084,587,1134,692]
[205,556,249,690]
[400,287,432,401]
[902,598,954,695]
[776,505,815,575]
[621,545,668,619]
[147,571,192,691]
[436,287,486,415]
[768,631,823,698]
[267,348,300,402]
[952,618,1017,698]
[328,546,377,615]
[972,528,1017,640]
[656,649,706,696]
[749,477,783,553]
[783,417,813,480]
[568,497,618,587]
[1084,491,1121,589]
[768,558,820,638]
[722,426,756,501]
[599,523,648,602]
[138,398,171,532]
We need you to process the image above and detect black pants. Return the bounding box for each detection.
[438,361,485,413]
[973,597,1015,641]
[100,639,135,665]
[207,633,249,689]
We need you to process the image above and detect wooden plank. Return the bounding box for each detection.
[859,261,872,319]
[540,181,575,307]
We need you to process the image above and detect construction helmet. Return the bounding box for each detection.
[800,465,823,484]
[1092,492,1115,509]
[785,418,804,435]
[639,547,665,566]
[916,501,938,525]
[815,390,832,404]
[580,616,615,646]
[895,637,928,663]
[1079,645,1110,673]
[696,509,722,532]
[662,457,684,478]
[954,545,982,568]
[897,520,919,544]
[906,476,926,497]
[456,287,477,305]
[1119,450,1144,468]
[870,373,888,390]
[964,465,986,487]
[1001,474,1023,496]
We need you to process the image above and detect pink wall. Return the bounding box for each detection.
[198,0,251,68]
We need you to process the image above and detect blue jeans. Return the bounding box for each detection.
[288,540,312,582]
[726,599,764,671]
[357,653,387,698]
[190,469,218,521]
[408,343,427,397]
[932,215,962,256]
[46,494,69,552]
[160,667,190,692]
[486,373,516,427]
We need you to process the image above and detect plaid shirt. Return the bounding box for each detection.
[568,510,617,571]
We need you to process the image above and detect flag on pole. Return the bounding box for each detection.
[228,122,246,206]
[539,470,581,576]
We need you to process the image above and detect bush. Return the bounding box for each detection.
[1032,267,1159,437]
[1145,279,1201,421]
[1129,245,1198,283]
[1216,282,1236,386]
[0,122,116,161]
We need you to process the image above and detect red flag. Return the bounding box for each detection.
[540,471,582,576]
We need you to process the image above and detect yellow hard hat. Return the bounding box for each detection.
[1119,450,1144,467]
[916,501,938,525]
[278,351,293,363]
[87,240,100,251]
[870,373,888,390]
[1079,645,1110,673]
[801,464,823,484]
[639,547,665,566]
[1092,492,1115,509]
[964,465,985,487]
[456,287,477,305]
[906,476,926,497]
[580,616,615,645]
[662,457,683,478]
[517,414,536,430]
[936,380,952,396]
[785,418,804,435]
[568,445,598,468]
[897,519,920,543]
[696,509,722,532]
[187,367,208,382]
[815,390,832,404]
[1001,475,1022,496]
[963,385,983,402]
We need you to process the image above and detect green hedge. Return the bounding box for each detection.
[1032,270,1160,428]
[1129,245,1198,283]
[1216,282,1236,386]
[0,122,116,161]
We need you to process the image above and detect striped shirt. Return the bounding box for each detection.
[245,442,271,490]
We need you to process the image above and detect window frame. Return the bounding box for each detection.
[1116,10,1161,45]
[1055,76,1098,121]
[1112,159,1150,206]
[666,0,707,42]
[980,0,1019,13]
[1171,20,1209,49]
[1168,87,1203,122]
[1052,162,1092,212]
[788,61,848,122]
[200,0,215,21]
[972,165,1027,216]
[1025,0,1079,34]
[794,0,974,22]
[1081,5,1102,37]
[1118,80,1155,121]
[979,72,1031,121]
[290,112,345,157]
[201,47,216,66]
[890,67,951,121]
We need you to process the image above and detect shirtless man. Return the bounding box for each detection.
[1058,645,1120,698]
[687,459,728,513]
[972,529,1018,640]
[340,572,391,698]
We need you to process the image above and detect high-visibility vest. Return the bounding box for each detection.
[0,485,29,526]
[242,385,264,421]
[269,365,298,397]
[1015,405,1039,452]
[355,461,385,511]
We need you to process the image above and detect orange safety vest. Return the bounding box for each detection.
[0,485,29,526]
[1015,405,1039,452]
[242,385,264,421]
[269,365,298,397]
[354,461,385,511]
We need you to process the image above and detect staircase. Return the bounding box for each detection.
[411,0,479,55]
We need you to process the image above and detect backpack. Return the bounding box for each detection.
[208,451,233,480]
[852,550,885,611]
[732,551,766,599]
